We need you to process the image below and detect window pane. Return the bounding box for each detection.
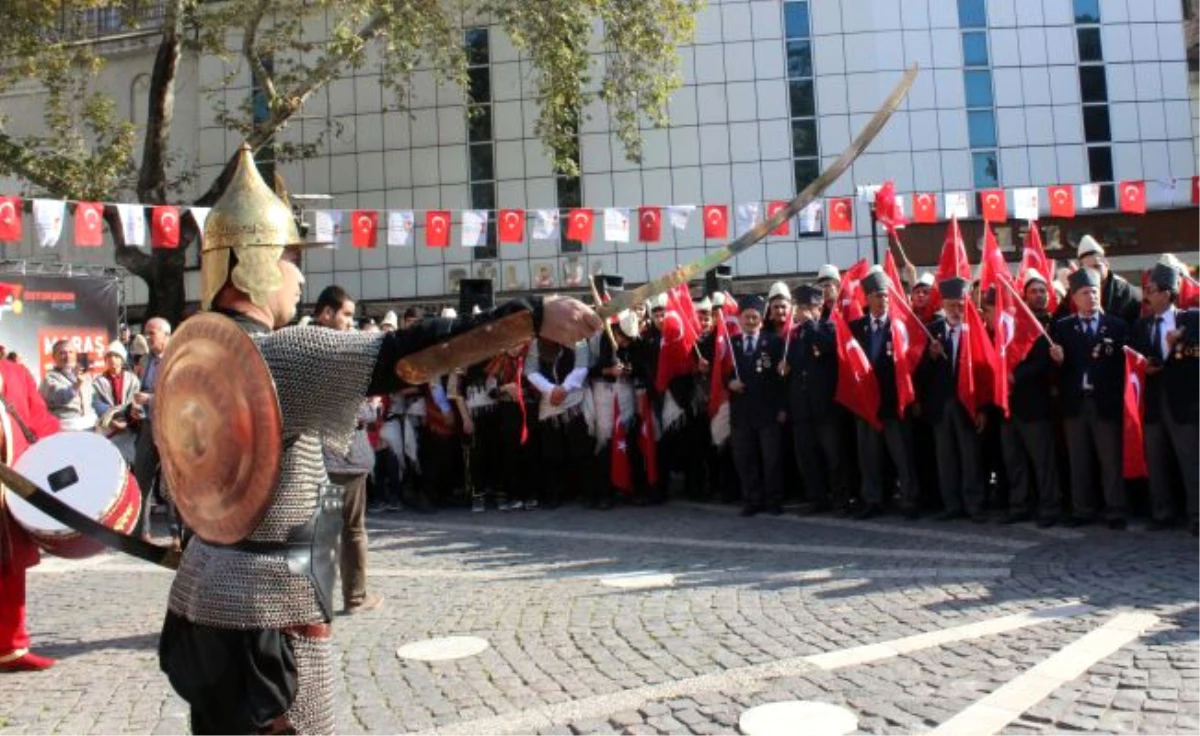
[1087,145,1114,182]
[468,105,492,142]
[972,150,999,187]
[794,158,819,191]
[556,176,581,207]
[470,182,495,209]
[1077,27,1103,62]
[1096,183,1115,210]
[968,110,997,147]
[468,67,491,102]
[791,119,818,157]
[962,32,989,66]
[964,70,994,108]
[1079,66,1108,102]
[1073,0,1100,23]
[789,79,815,117]
[957,0,988,28]
[464,28,489,66]
[469,144,494,181]
[1082,105,1111,142]
[786,40,813,78]
[783,1,810,39]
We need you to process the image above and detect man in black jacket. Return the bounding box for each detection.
[1134,263,1199,534]
[1054,235,1141,323]
[782,285,840,513]
[999,270,1061,527]
[728,296,787,516]
[1050,268,1130,529]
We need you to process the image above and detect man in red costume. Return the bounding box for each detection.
[0,358,60,672]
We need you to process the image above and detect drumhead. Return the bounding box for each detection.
[6,432,127,535]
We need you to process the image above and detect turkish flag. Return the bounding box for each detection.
[766,201,790,236]
[832,307,881,430]
[702,205,728,239]
[498,209,525,243]
[638,206,662,242]
[655,311,697,393]
[828,198,853,232]
[1122,347,1148,479]
[1192,176,1199,206]
[884,250,908,306]
[425,210,451,247]
[1019,222,1058,312]
[957,300,999,420]
[978,224,1009,297]
[932,217,971,312]
[0,196,23,242]
[839,258,870,323]
[566,208,594,242]
[1048,186,1075,218]
[350,210,378,248]
[708,314,733,419]
[887,274,929,418]
[1119,181,1146,214]
[637,391,659,485]
[996,276,1044,373]
[610,397,633,494]
[150,206,181,249]
[980,190,1007,222]
[874,181,906,236]
[74,202,105,247]
[912,193,938,224]
[1180,272,1200,309]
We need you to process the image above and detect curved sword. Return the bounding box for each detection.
[0,463,180,569]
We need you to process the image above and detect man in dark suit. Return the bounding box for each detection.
[728,295,786,516]
[1134,263,1199,535]
[1050,267,1130,529]
[1054,236,1141,323]
[781,284,840,513]
[851,269,921,519]
[999,270,1062,527]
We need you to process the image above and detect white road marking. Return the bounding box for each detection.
[930,612,1160,736]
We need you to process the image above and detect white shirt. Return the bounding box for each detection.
[946,322,962,366]
[1155,308,1176,361]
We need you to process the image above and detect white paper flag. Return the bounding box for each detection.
[735,203,760,236]
[32,199,64,247]
[797,201,824,234]
[387,211,414,246]
[532,209,560,240]
[461,210,488,247]
[667,205,695,230]
[856,184,883,202]
[944,192,970,220]
[603,208,631,243]
[189,207,211,240]
[1151,179,1177,207]
[309,210,342,247]
[1080,183,1101,210]
[1012,188,1040,221]
[117,203,146,246]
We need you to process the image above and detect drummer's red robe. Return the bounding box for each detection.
[0,359,61,662]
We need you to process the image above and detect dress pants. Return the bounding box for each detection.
[1001,418,1061,519]
[856,418,920,509]
[793,417,840,506]
[1063,397,1126,521]
[933,404,985,516]
[328,472,368,609]
[1145,392,1200,524]
[731,423,783,507]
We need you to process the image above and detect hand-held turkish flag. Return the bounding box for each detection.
[839,258,871,323]
[978,223,1009,296]
[932,217,971,312]
[993,282,1015,418]
[874,181,907,237]
[1049,185,1075,218]
[637,391,659,485]
[832,308,882,430]
[425,210,451,247]
[886,275,929,417]
[566,208,594,242]
[884,250,908,306]
[1019,221,1057,311]
[150,205,181,249]
[0,196,23,242]
[639,206,662,242]
[997,276,1045,372]
[912,193,938,224]
[351,210,379,249]
[667,283,702,343]
[1119,181,1147,214]
[1122,347,1148,479]
[767,201,791,236]
[655,310,697,393]
[957,300,999,420]
[1192,177,1199,206]
[1180,272,1200,309]
[702,205,728,238]
[980,190,1007,222]
[610,397,633,494]
[74,202,105,247]
[828,198,854,232]
[498,209,525,243]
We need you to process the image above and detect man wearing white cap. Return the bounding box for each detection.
[764,281,793,338]
[1060,235,1140,322]
[380,311,399,332]
[816,266,840,321]
[93,340,142,465]
[911,272,937,323]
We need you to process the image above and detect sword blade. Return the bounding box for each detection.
[0,464,180,569]
[599,64,919,319]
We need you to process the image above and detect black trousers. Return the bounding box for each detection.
[856,418,920,509]
[467,408,503,504]
[933,404,985,516]
[496,401,535,504]
[537,412,592,505]
[1001,417,1061,519]
[1145,393,1199,524]
[1063,398,1126,521]
[792,417,840,506]
[731,423,783,507]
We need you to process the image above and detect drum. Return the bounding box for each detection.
[5,432,141,559]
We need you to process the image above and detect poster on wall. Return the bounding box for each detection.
[0,274,119,383]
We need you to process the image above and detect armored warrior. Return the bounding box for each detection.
[155,145,598,734]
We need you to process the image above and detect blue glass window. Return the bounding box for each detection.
[972,150,1000,187]
[784,2,810,39]
[1077,27,1103,62]
[1074,0,1100,23]
[786,40,813,78]
[968,110,997,148]
[957,0,988,28]
[962,32,989,67]
[794,158,819,191]
[789,79,815,117]
[465,29,489,66]
[964,70,993,108]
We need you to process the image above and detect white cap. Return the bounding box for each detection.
[712,292,726,307]
[297,315,313,327]
[130,334,149,356]
[695,296,713,312]
[472,305,482,315]
[1077,234,1104,259]
[916,272,935,288]
[618,310,640,339]
[1158,253,1187,273]
[816,264,840,283]
[440,307,458,319]
[381,310,398,328]
[868,264,885,274]
[105,340,127,361]
[767,281,792,302]
[650,293,669,310]
[1053,281,1067,299]
[1023,268,1047,286]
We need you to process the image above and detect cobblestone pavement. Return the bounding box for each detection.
[1,501,1196,734]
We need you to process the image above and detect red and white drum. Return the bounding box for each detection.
[5,432,141,559]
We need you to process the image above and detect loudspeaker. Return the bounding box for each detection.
[706,265,733,297]
[458,278,494,314]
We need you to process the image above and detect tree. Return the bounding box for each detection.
[0,0,700,325]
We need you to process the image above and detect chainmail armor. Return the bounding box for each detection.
[283,634,335,735]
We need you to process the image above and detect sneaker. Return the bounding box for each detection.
[472,499,486,513]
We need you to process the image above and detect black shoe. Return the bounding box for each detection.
[999,513,1032,525]
[853,504,879,520]
[932,510,964,522]
[1107,518,1127,531]
[766,504,784,516]
[1036,517,1057,528]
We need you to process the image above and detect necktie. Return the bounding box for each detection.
[1153,317,1164,361]
[869,319,884,360]
[947,326,957,367]
[746,336,756,356]
[1087,318,1096,337]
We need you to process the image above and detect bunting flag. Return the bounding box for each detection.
[832,306,881,430]
[1012,187,1039,222]
[735,203,760,236]
[1118,180,1146,214]
[498,209,525,243]
[350,210,379,248]
[702,205,728,238]
[116,203,145,246]
[190,207,211,241]
[0,196,23,242]
[666,205,694,231]
[1122,347,1148,479]
[1080,183,1101,210]
[461,210,488,247]
[638,206,662,242]
[603,208,630,243]
[1019,222,1058,312]
[32,199,65,248]
[610,396,633,494]
[532,209,559,240]
[387,210,414,246]
[425,210,451,247]
[912,192,938,223]
[798,201,823,233]
[1048,185,1075,218]
[945,192,970,219]
[980,189,1007,222]
[767,201,791,236]
[309,209,339,245]
[828,198,853,232]
[566,208,594,242]
[74,202,105,247]
[150,205,181,249]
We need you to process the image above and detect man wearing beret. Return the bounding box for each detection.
[728,295,787,516]
[1055,236,1140,323]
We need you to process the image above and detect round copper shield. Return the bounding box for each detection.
[153,312,282,544]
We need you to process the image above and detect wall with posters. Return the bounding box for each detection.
[0,275,119,383]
